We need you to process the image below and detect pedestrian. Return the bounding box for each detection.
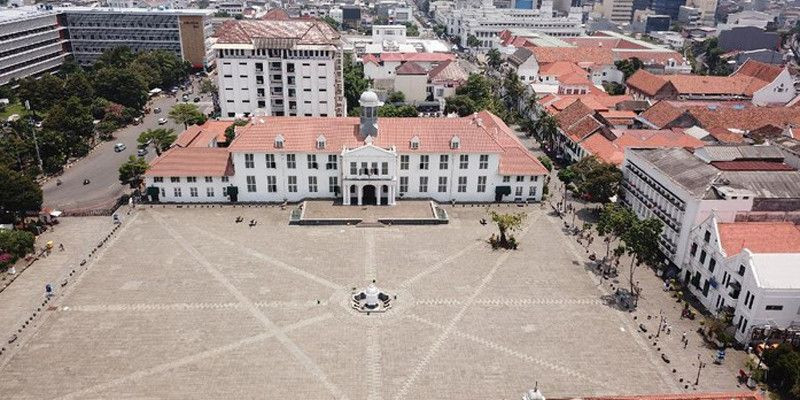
[682,331,687,343]
[666,325,672,335]
[684,338,688,349]
[59,243,64,251]
[663,281,670,291]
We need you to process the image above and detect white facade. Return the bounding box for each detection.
[683,215,800,344]
[447,1,584,49]
[751,67,796,106]
[0,7,69,86]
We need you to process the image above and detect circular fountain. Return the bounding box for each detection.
[352,283,392,313]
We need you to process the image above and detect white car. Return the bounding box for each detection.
[113,143,126,152]
[158,118,168,125]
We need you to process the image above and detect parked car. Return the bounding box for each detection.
[158,117,168,125]
[193,97,200,103]
[153,107,162,114]
[114,143,126,152]
[182,94,189,102]
[137,148,148,157]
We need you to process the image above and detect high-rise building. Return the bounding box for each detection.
[0,6,69,86]
[602,0,634,23]
[214,19,344,119]
[650,0,686,20]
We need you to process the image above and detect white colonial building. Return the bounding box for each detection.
[214,19,345,119]
[144,91,548,205]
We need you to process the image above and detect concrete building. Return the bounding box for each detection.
[685,215,800,343]
[143,92,548,204]
[621,146,800,272]
[602,0,635,24]
[447,0,584,49]
[678,5,701,25]
[0,6,70,86]
[718,26,780,52]
[213,19,345,119]
[59,7,215,70]
[684,0,717,25]
[650,0,686,20]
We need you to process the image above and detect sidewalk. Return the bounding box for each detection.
[547,175,751,393]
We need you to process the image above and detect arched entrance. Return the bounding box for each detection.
[362,185,377,205]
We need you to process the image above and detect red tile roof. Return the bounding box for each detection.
[228,112,548,175]
[531,47,614,67]
[261,8,290,20]
[665,74,770,97]
[581,129,704,165]
[705,127,747,144]
[173,120,232,148]
[538,61,586,77]
[215,19,340,45]
[638,101,687,128]
[555,99,595,128]
[614,50,686,65]
[734,59,783,83]
[565,115,603,142]
[718,222,800,255]
[427,60,468,83]
[626,69,669,97]
[146,147,234,177]
[395,61,427,75]
[685,105,800,131]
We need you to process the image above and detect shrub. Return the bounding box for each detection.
[0,229,35,260]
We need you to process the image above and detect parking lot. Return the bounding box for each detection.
[0,205,744,399]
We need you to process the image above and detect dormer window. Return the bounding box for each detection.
[274,134,284,149]
[410,136,420,150]
[316,135,326,150]
[450,136,460,150]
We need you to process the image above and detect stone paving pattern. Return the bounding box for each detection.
[0,205,746,399]
[303,200,435,220]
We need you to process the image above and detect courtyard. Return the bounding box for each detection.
[0,205,745,399]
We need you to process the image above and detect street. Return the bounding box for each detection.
[41,86,213,212]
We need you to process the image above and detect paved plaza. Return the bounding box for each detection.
[0,205,746,399]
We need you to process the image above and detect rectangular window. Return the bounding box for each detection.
[174,187,182,197]
[350,162,357,175]
[381,162,388,175]
[265,154,276,168]
[516,176,524,182]
[515,186,523,197]
[245,154,254,168]
[419,155,429,170]
[170,177,180,183]
[246,176,257,192]
[400,176,408,193]
[458,176,467,193]
[360,162,368,175]
[326,155,338,170]
[419,176,428,193]
[221,177,229,183]
[371,162,379,175]
[708,258,716,273]
[161,188,165,198]
[766,305,784,311]
[204,176,213,183]
[206,187,214,197]
[288,176,297,192]
[329,176,338,193]
[308,176,318,193]
[400,155,409,170]
[503,176,510,183]
[738,265,745,276]
[307,154,318,169]
[187,176,197,183]
[287,154,296,169]
[529,186,537,197]
[190,187,198,197]
[699,250,707,264]
[438,176,448,193]
[477,176,487,192]
[439,155,449,170]
[479,154,489,169]
[690,242,698,257]
[459,154,469,169]
[154,177,164,183]
[704,230,711,243]
[266,176,277,192]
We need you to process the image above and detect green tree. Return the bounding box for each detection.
[557,166,577,210]
[138,128,177,155]
[132,50,190,89]
[559,156,622,204]
[169,103,205,129]
[502,70,525,108]
[702,37,733,76]
[42,96,95,157]
[487,48,502,69]
[0,229,35,260]
[224,119,249,145]
[467,34,481,48]
[16,74,64,112]
[621,217,664,299]
[94,47,136,70]
[378,104,418,117]
[343,53,370,114]
[37,130,69,174]
[118,155,150,186]
[0,167,42,222]
[488,211,526,249]
[603,81,626,95]
[534,111,559,151]
[614,58,644,81]
[444,95,476,116]
[63,72,95,105]
[199,78,217,94]
[386,90,405,103]
[596,203,635,260]
[537,155,553,172]
[94,67,148,110]
[404,22,420,37]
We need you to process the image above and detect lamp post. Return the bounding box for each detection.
[695,354,706,386]
[655,309,664,338]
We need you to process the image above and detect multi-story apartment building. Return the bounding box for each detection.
[602,0,635,23]
[0,6,70,86]
[447,0,584,49]
[58,7,215,70]
[684,214,800,343]
[621,146,800,269]
[143,91,548,204]
[214,19,344,119]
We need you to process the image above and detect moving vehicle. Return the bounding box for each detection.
[114,143,126,152]
[153,107,162,114]
[158,117,168,125]
[193,97,201,103]
[137,148,148,157]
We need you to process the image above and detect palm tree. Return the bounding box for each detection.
[169,103,203,129]
[138,128,176,156]
[537,111,559,152]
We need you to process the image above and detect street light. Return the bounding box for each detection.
[695,354,706,386]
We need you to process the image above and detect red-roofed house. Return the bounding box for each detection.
[580,129,705,165]
[687,213,800,343]
[144,91,548,205]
